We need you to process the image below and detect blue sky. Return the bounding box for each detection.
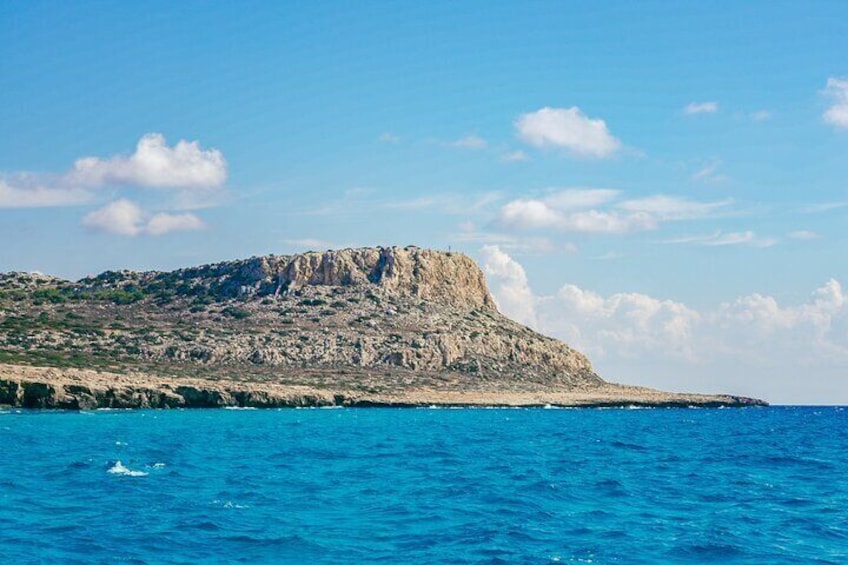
[2,1,848,403]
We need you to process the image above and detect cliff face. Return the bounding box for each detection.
[280,247,497,311]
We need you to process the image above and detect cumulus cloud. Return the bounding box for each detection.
[544,284,701,360]
[683,101,718,115]
[0,176,92,208]
[515,107,621,158]
[82,199,146,236]
[481,247,848,402]
[480,245,538,327]
[494,189,727,234]
[68,133,227,189]
[146,212,206,236]
[823,77,848,129]
[1,132,227,220]
[82,199,205,236]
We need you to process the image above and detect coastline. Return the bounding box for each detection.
[0,363,767,409]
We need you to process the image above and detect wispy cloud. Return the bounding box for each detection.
[617,195,732,221]
[385,191,501,215]
[691,159,728,184]
[801,201,848,214]
[788,230,821,240]
[683,101,718,115]
[452,226,576,255]
[0,175,93,208]
[823,77,848,129]
[515,106,621,158]
[661,230,776,247]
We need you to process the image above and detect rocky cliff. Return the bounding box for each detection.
[0,246,765,408]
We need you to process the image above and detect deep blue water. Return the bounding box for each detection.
[2,407,847,564]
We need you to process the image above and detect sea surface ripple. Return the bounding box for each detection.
[1,406,847,563]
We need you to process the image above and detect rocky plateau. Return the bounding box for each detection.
[0,246,765,409]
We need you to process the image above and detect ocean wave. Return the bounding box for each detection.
[107,461,148,477]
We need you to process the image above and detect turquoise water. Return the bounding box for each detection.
[1,407,847,563]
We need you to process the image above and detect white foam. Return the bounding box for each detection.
[152,463,166,469]
[223,406,258,410]
[107,461,148,477]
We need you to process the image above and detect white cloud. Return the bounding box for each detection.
[497,199,657,233]
[515,106,621,158]
[68,133,227,189]
[481,247,848,403]
[542,284,701,360]
[497,199,563,230]
[456,229,571,255]
[82,199,205,237]
[450,135,487,149]
[691,160,728,183]
[823,77,848,129]
[788,230,821,240]
[802,201,848,214]
[82,199,146,236]
[617,195,732,221]
[702,231,758,246]
[0,176,92,208]
[0,133,228,215]
[146,212,206,236]
[544,188,620,210]
[385,192,501,215]
[683,101,718,115]
[662,230,776,247]
[751,110,772,122]
[480,245,537,327]
[494,189,728,234]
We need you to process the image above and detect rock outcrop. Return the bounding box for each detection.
[279,247,496,310]
[0,246,766,408]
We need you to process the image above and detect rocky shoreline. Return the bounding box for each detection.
[0,364,766,409]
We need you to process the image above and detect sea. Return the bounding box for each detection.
[1,406,846,564]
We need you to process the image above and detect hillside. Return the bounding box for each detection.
[0,246,764,408]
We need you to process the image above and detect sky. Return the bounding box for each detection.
[2,1,848,404]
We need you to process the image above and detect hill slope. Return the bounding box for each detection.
[0,246,764,408]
